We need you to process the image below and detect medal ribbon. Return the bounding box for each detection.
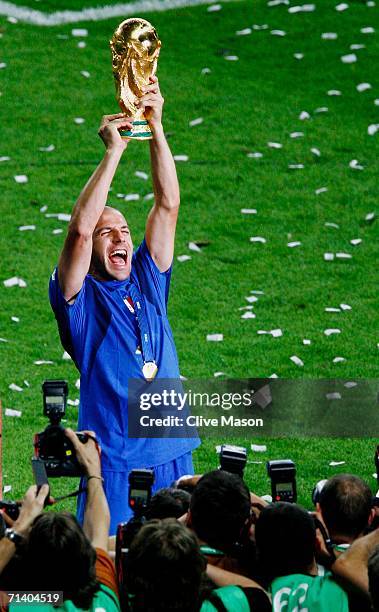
[127,282,155,366]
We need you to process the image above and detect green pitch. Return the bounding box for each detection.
[0,0,378,510]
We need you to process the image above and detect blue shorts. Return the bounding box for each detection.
[77,451,194,535]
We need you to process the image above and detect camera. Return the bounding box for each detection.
[34,380,88,477]
[267,459,297,503]
[219,444,247,478]
[116,469,155,610]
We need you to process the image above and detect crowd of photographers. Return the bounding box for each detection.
[1,432,379,611]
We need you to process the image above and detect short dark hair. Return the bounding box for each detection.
[189,470,251,554]
[319,474,372,539]
[125,519,206,612]
[368,546,379,611]
[255,503,316,581]
[145,487,191,520]
[24,512,99,609]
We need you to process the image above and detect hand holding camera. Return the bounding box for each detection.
[64,429,101,479]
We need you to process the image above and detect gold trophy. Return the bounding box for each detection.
[110,18,161,140]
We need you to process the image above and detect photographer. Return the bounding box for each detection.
[0,430,120,611]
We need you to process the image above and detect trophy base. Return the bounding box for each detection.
[119,120,153,140]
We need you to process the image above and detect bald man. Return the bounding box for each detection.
[49,77,199,533]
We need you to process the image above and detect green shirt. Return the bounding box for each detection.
[9,584,120,611]
[271,573,348,612]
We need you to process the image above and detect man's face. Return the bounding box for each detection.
[90,208,133,281]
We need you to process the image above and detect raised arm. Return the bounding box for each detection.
[332,527,379,594]
[58,114,132,301]
[138,76,180,272]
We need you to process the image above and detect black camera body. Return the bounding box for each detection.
[267,459,297,503]
[219,444,247,478]
[34,380,87,477]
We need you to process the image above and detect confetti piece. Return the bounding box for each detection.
[251,290,265,295]
[245,295,259,303]
[201,67,211,74]
[67,399,79,406]
[322,32,338,39]
[39,144,55,152]
[207,334,223,341]
[294,53,304,60]
[290,355,304,366]
[375,100,379,107]
[336,252,352,259]
[329,460,345,466]
[174,155,189,162]
[75,379,81,389]
[333,357,346,363]
[288,3,315,12]
[350,238,362,246]
[269,374,278,379]
[24,380,30,387]
[271,30,286,37]
[357,82,372,92]
[326,392,342,399]
[315,107,328,113]
[14,175,28,184]
[361,27,375,33]
[241,312,256,319]
[340,303,351,310]
[214,372,226,377]
[288,164,304,169]
[3,485,12,494]
[0,62,7,69]
[177,255,191,262]
[0,156,10,162]
[365,212,375,221]
[303,339,311,345]
[324,328,341,336]
[207,3,221,10]
[78,42,86,49]
[74,117,85,124]
[270,329,283,337]
[290,132,304,138]
[5,408,22,417]
[268,0,289,5]
[252,24,269,30]
[58,213,71,222]
[0,337,9,343]
[247,152,263,158]
[250,236,266,243]
[40,205,48,213]
[239,306,254,311]
[34,360,54,365]
[241,208,257,214]
[327,90,342,96]
[368,124,379,135]
[315,187,328,195]
[11,316,20,322]
[335,2,349,10]
[341,53,357,64]
[287,241,301,247]
[236,28,252,36]
[9,383,23,392]
[324,252,335,260]
[143,193,154,202]
[349,159,364,170]
[81,70,90,78]
[124,194,140,201]
[3,277,27,288]
[325,222,339,229]
[224,55,239,61]
[135,171,148,180]
[267,142,283,149]
[299,111,310,120]
[344,381,357,388]
[350,44,365,50]
[52,229,63,235]
[189,117,204,127]
[251,444,267,452]
[188,242,202,252]
[311,147,321,157]
[325,307,341,312]
[19,225,36,231]
[72,28,88,37]
[62,351,72,360]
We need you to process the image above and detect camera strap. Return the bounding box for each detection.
[125,283,158,381]
[51,485,87,504]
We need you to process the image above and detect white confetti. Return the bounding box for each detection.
[5,408,22,417]
[3,485,12,494]
[78,41,86,49]
[67,399,79,406]
[39,144,55,152]
[11,316,20,322]
[289,3,315,12]
[174,155,189,162]
[340,303,351,310]
[303,339,311,345]
[327,90,342,96]
[177,255,191,262]
[294,53,304,60]
[357,82,371,92]
[336,252,352,259]
[224,55,239,61]
[24,380,29,387]
[344,381,357,388]
[361,27,375,33]
[241,312,256,319]
[19,225,36,231]
[271,30,286,37]
[188,242,202,252]
[34,360,54,365]
[290,355,304,367]
[249,236,266,243]
[333,357,346,363]
[335,2,349,10]
[74,117,85,124]
[62,351,72,360]
[0,62,7,69]
[189,117,204,127]
[350,44,365,50]
[251,444,267,452]
[214,372,226,377]
[251,290,265,295]
[14,175,28,184]
[365,212,375,221]
[325,222,339,229]
[299,111,310,120]
[247,152,263,158]
[315,187,328,195]
[144,193,154,201]
[0,337,9,343]
[75,379,81,389]
[322,32,338,40]
[329,460,345,466]
[269,374,278,378]
[0,156,10,162]
[341,53,357,64]
[267,142,283,149]
[207,334,223,341]
[3,277,27,288]
[326,392,342,400]
[325,307,341,312]
[324,328,341,336]
[201,67,211,75]
[288,164,304,169]
[349,159,364,170]
[315,107,328,113]
[375,100,379,106]
[287,241,301,247]
[290,132,304,138]
[311,147,321,157]
[324,251,335,260]
[9,383,23,392]
[52,229,63,235]
[124,194,140,201]
[58,213,71,222]
[40,205,48,213]
[236,28,252,36]
[72,28,88,37]
[81,70,90,78]
[245,295,259,303]
[207,3,221,10]
[350,238,362,246]
[368,124,379,135]
[241,208,257,214]
[239,306,254,311]
[135,171,148,180]
[270,329,283,337]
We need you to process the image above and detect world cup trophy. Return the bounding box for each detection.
[110,18,161,140]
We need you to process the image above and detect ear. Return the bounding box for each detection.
[368,508,376,526]
[316,502,321,513]
[186,509,193,528]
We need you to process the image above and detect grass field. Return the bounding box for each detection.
[0,0,378,511]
